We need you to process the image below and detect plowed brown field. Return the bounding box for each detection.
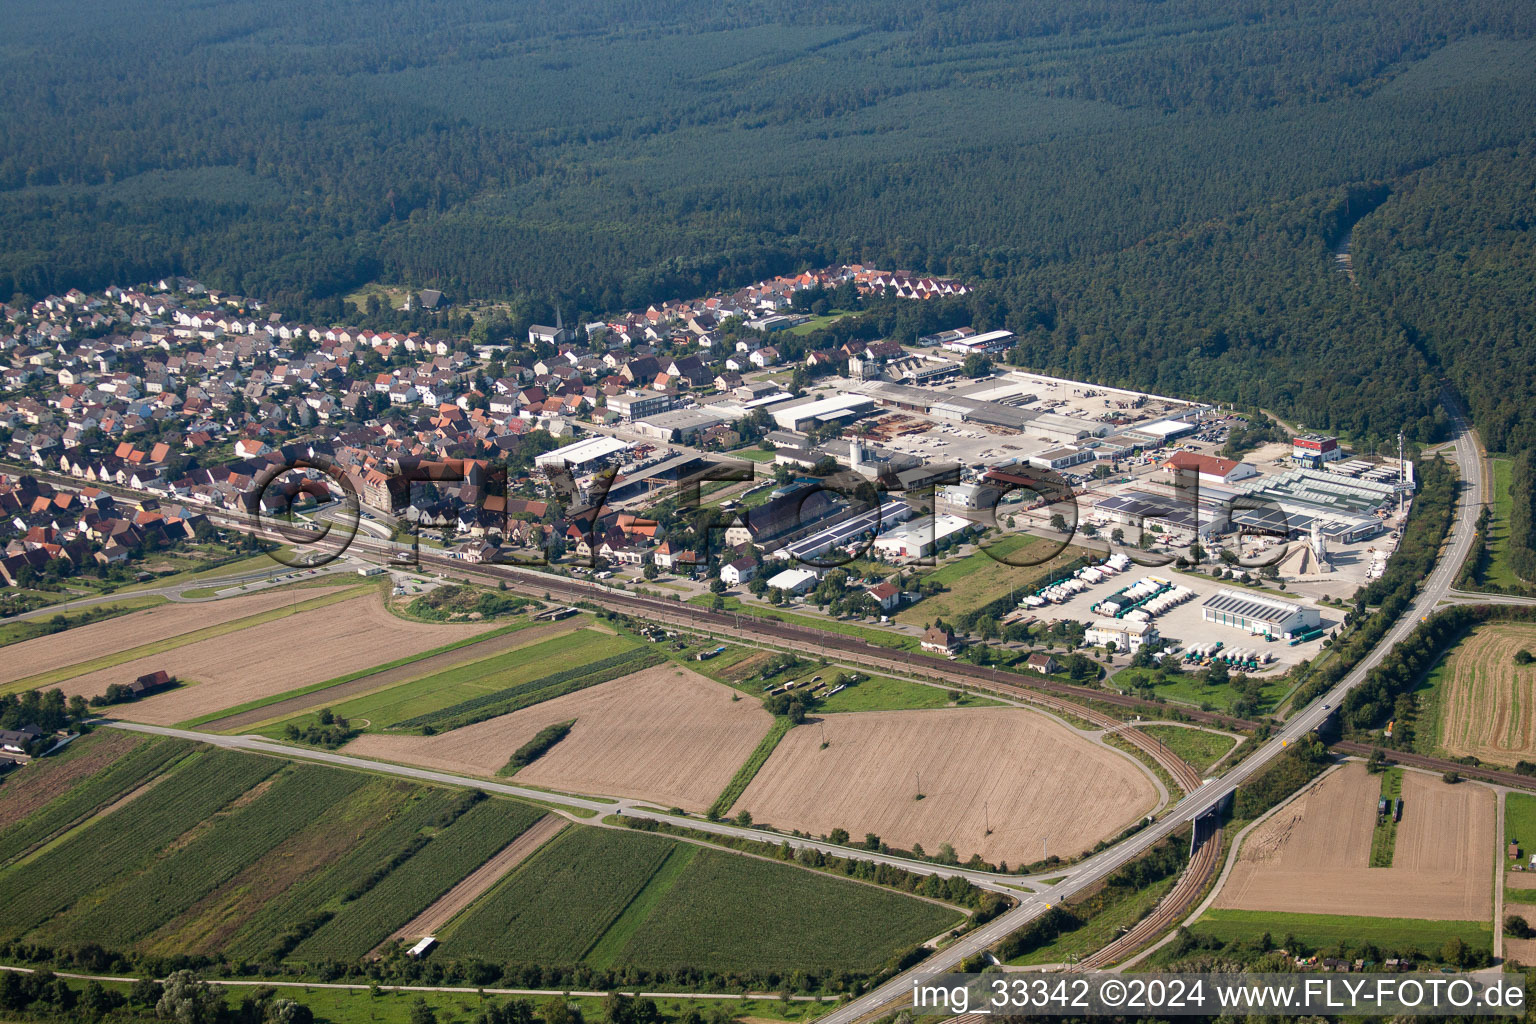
[0,588,349,686]
[63,592,498,724]
[1437,623,1536,763]
[1215,762,1493,920]
[732,707,1159,866]
[346,664,774,811]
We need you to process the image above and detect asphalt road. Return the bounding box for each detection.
[102,721,1031,894]
[18,396,1500,1006]
[807,395,1486,1024]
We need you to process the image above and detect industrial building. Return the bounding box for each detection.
[766,567,818,595]
[1093,492,1227,542]
[630,407,735,443]
[1125,418,1198,444]
[1230,468,1395,543]
[771,499,914,563]
[606,389,676,423]
[1200,588,1320,638]
[1292,434,1344,467]
[1030,412,1109,444]
[1028,446,1095,471]
[942,328,1015,354]
[1161,451,1259,487]
[1085,619,1157,652]
[534,436,630,471]
[770,394,875,432]
[871,513,975,560]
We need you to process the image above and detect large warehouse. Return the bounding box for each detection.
[533,435,630,471]
[1200,588,1321,638]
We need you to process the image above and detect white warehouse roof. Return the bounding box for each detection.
[534,435,630,469]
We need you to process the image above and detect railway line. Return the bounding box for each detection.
[1073,821,1220,971]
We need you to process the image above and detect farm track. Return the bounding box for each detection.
[374,813,566,954]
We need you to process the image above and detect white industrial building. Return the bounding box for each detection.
[942,328,1015,354]
[766,567,818,595]
[871,514,974,560]
[770,394,875,432]
[534,436,630,471]
[630,407,736,443]
[1200,588,1320,638]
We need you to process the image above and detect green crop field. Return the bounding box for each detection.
[1188,910,1492,955]
[34,763,369,949]
[444,826,960,971]
[0,749,280,940]
[292,797,545,961]
[0,744,546,963]
[0,735,194,866]
[616,848,961,973]
[446,826,677,963]
[816,673,1001,713]
[262,628,640,733]
[1506,793,1536,859]
[221,783,492,962]
[1138,725,1238,774]
[215,984,828,1024]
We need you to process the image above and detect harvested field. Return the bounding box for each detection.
[0,588,349,687]
[200,619,584,732]
[381,814,565,950]
[1507,936,1536,966]
[732,708,1159,865]
[1436,623,1536,763]
[1215,762,1493,921]
[1507,873,1536,890]
[0,731,141,829]
[63,592,499,724]
[347,665,774,811]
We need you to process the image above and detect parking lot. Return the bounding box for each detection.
[1009,565,1333,673]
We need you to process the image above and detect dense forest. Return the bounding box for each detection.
[2,0,1534,449]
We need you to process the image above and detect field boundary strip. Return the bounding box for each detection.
[581,842,698,968]
[708,717,793,819]
[391,647,665,731]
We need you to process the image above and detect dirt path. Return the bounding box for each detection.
[374,814,566,952]
[199,619,582,732]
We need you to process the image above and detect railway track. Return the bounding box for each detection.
[1073,822,1220,970]
[395,550,1208,793]
[1332,740,1536,789]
